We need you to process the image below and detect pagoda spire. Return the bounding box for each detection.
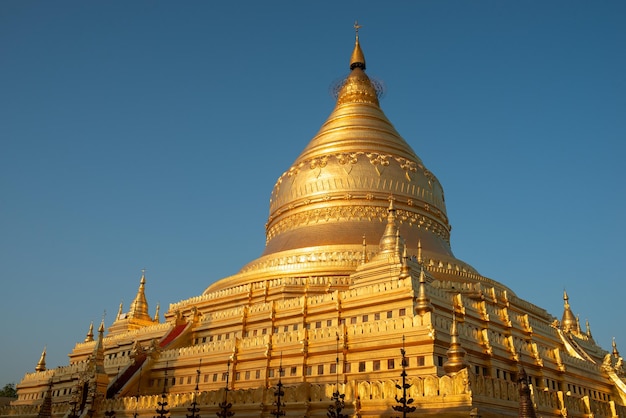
[399,245,410,279]
[585,319,593,339]
[443,312,467,374]
[414,266,433,315]
[84,321,94,342]
[350,21,366,70]
[417,240,423,265]
[154,303,161,322]
[91,319,106,373]
[336,22,379,107]
[560,290,577,333]
[379,199,400,254]
[116,301,123,320]
[361,235,368,265]
[35,347,47,372]
[128,270,151,321]
[613,337,620,359]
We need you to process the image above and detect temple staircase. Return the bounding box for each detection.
[106,321,191,398]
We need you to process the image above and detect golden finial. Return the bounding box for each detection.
[354,20,362,40]
[561,289,576,333]
[35,346,47,372]
[613,337,620,358]
[379,198,399,254]
[349,21,366,70]
[415,266,433,315]
[417,239,423,265]
[154,302,160,322]
[399,244,410,279]
[585,319,593,339]
[444,312,467,374]
[361,234,368,264]
[84,321,94,342]
[129,270,151,321]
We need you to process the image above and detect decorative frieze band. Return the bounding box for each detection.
[266,204,450,244]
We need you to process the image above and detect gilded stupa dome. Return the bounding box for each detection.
[207,32,476,293]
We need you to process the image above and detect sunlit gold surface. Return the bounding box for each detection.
[8,30,626,418]
[207,36,476,293]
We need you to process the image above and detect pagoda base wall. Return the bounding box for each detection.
[4,372,625,418]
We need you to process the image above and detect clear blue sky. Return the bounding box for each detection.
[1,1,624,385]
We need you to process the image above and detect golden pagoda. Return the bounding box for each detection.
[4,26,626,418]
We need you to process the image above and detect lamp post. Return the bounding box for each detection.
[216,359,233,418]
[154,365,169,418]
[392,336,416,418]
[270,360,285,418]
[327,334,348,418]
[187,362,201,418]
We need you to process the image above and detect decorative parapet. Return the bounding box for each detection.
[468,373,519,403]
[272,329,305,345]
[0,400,71,417]
[342,276,410,300]
[158,339,235,361]
[242,250,363,275]
[201,305,245,323]
[20,369,56,383]
[307,325,342,341]
[430,280,479,293]
[247,301,273,315]
[346,317,413,338]
[73,322,173,352]
[21,361,89,384]
[274,295,305,312]
[171,283,252,312]
[105,356,134,370]
[239,334,270,350]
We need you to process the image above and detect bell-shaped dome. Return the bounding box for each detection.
[262,37,472,268]
[206,34,476,294]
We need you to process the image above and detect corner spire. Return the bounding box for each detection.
[91,319,106,374]
[417,240,423,265]
[414,266,433,315]
[84,321,94,342]
[585,319,593,339]
[379,199,400,254]
[560,290,577,334]
[154,302,161,323]
[35,347,46,372]
[361,234,368,265]
[443,313,467,374]
[399,245,410,279]
[613,337,620,359]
